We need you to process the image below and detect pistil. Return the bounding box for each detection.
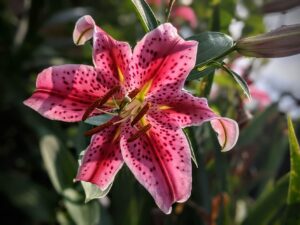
[84,120,114,136]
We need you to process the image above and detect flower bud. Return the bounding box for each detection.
[262,0,300,14]
[236,24,300,58]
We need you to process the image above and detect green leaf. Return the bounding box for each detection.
[81,182,113,203]
[131,0,159,32]
[282,117,300,225]
[84,114,113,126]
[287,116,300,204]
[187,32,234,80]
[63,189,101,225]
[40,135,77,194]
[242,175,289,225]
[224,67,251,99]
[211,61,251,99]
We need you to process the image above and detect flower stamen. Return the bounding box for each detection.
[84,120,114,136]
[128,124,152,142]
[82,85,120,121]
[131,103,150,126]
[128,88,140,99]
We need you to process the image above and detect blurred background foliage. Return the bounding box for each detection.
[1,0,300,224]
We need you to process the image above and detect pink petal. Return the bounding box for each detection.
[171,6,198,28]
[149,91,239,151]
[93,31,132,89]
[76,124,123,190]
[23,64,119,122]
[73,15,95,45]
[129,23,197,93]
[210,118,239,152]
[149,91,216,127]
[120,117,192,214]
[73,16,132,86]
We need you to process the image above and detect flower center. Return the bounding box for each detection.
[83,87,151,139]
[119,98,142,119]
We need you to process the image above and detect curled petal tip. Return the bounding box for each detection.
[73,15,95,45]
[211,117,239,152]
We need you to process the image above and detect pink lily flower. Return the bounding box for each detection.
[24,15,239,214]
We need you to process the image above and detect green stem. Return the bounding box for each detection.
[165,0,176,22]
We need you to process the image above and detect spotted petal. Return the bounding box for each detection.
[120,117,192,214]
[129,23,198,94]
[76,124,123,190]
[149,91,239,151]
[24,64,120,122]
[73,15,132,86]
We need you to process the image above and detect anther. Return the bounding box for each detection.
[84,120,114,136]
[128,124,152,142]
[128,88,140,99]
[131,103,150,126]
[82,86,121,121]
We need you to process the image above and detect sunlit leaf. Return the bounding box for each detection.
[131,0,159,32]
[286,116,300,204]
[283,117,300,225]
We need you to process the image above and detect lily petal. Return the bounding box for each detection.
[129,23,197,94]
[149,91,239,151]
[76,124,123,190]
[120,117,192,214]
[73,15,132,86]
[73,15,95,45]
[150,91,216,127]
[210,117,239,152]
[24,64,119,122]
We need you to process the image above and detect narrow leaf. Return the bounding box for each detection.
[131,0,159,32]
[183,128,198,168]
[226,69,251,100]
[287,116,300,204]
[241,175,289,225]
[213,61,251,99]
